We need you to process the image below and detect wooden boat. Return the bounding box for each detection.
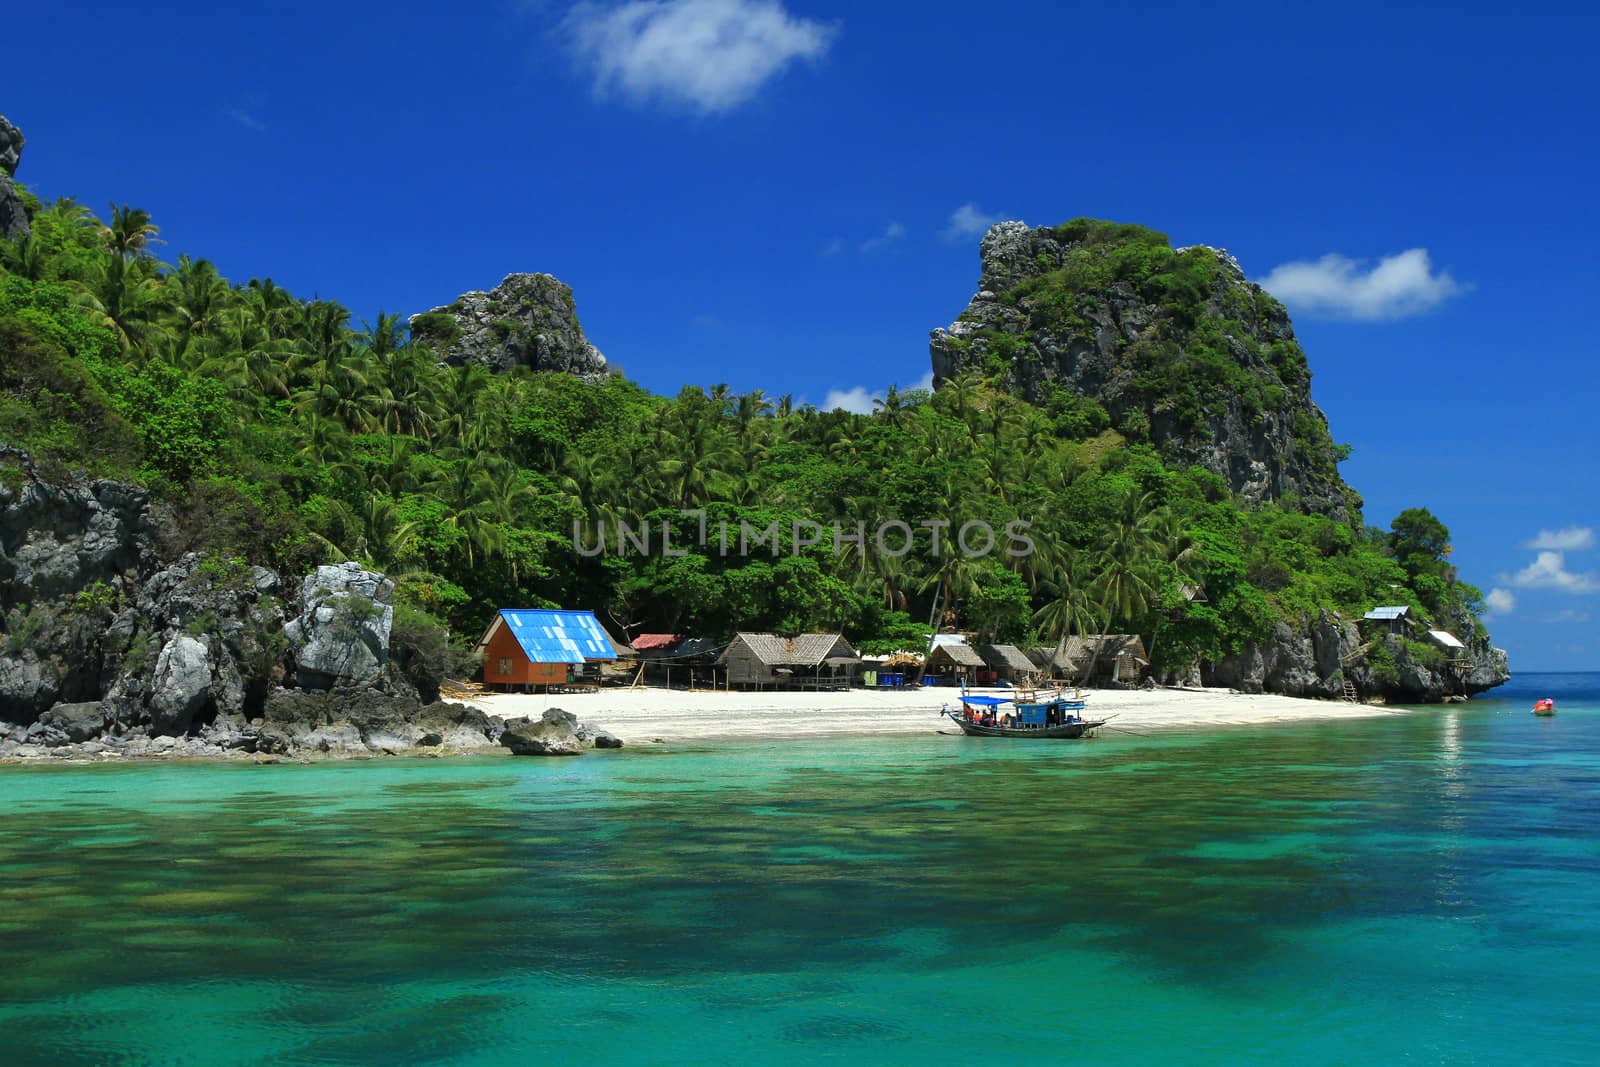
[941,692,1107,739]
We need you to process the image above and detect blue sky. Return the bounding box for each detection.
[7,1,1598,669]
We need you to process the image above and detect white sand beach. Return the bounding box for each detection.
[464,686,1404,744]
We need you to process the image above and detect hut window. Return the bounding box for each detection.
[497,657,513,676]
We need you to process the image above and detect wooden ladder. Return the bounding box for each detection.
[1339,640,1372,704]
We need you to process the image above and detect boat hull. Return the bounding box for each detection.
[949,718,1106,738]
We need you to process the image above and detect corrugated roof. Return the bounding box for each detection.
[483,609,617,663]
[1427,630,1465,649]
[721,633,858,667]
[631,633,680,651]
[1364,605,1412,620]
[979,644,1037,673]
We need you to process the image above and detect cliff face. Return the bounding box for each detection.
[1200,608,1509,703]
[931,220,1358,518]
[409,272,609,381]
[0,113,29,241]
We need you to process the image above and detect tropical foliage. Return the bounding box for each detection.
[0,199,1486,675]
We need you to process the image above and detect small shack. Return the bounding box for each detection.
[926,636,984,687]
[1030,635,1149,687]
[978,643,1039,686]
[719,633,860,690]
[477,609,617,691]
[638,635,722,689]
[1362,605,1413,635]
[1426,629,1466,661]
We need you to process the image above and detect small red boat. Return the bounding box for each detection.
[1533,698,1557,716]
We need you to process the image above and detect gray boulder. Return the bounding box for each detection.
[501,708,586,756]
[148,634,213,734]
[38,701,107,742]
[409,273,610,381]
[285,562,394,690]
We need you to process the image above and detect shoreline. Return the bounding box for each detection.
[0,686,1415,765]
[464,685,1407,745]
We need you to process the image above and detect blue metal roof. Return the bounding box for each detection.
[496,609,616,663]
[1364,605,1412,620]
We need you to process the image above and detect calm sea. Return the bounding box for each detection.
[2,673,1597,1065]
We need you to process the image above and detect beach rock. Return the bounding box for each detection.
[285,562,394,690]
[147,634,213,734]
[592,729,623,749]
[409,273,610,381]
[930,221,1357,519]
[0,113,26,240]
[38,700,107,742]
[501,708,586,756]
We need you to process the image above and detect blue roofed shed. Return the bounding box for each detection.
[478,609,617,689]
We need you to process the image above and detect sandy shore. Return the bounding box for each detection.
[464,686,1404,744]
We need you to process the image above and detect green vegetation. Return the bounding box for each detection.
[0,197,1488,677]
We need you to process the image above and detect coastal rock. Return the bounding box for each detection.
[38,700,107,742]
[0,112,26,241]
[285,562,393,690]
[148,634,213,734]
[1201,608,1510,704]
[930,220,1357,518]
[409,273,609,381]
[501,708,586,756]
[260,686,498,754]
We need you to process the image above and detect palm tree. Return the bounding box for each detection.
[73,252,171,355]
[1033,552,1103,684]
[0,232,47,280]
[103,203,162,259]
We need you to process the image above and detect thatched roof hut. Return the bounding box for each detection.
[718,633,860,689]
[978,643,1039,682]
[1029,635,1149,685]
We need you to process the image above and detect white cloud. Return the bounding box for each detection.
[823,372,934,413]
[823,385,877,414]
[859,221,906,253]
[563,0,835,113]
[1506,551,1600,594]
[819,237,845,257]
[1484,587,1516,615]
[1257,248,1463,320]
[944,202,1005,240]
[1527,526,1595,552]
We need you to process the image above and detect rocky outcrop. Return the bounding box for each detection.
[255,687,500,755]
[0,112,28,241]
[409,273,609,381]
[500,707,621,756]
[285,562,393,690]
[1201,608,1510,703]
[0,448,594,760]
[930,220,1357,518]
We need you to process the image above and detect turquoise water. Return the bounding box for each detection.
[3,674,1598,1064]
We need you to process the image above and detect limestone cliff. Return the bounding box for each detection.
[931,219,1358,518]
[409,272,609,381]
[0,113,29,241]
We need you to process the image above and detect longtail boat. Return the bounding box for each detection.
[940,690,1108,739]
